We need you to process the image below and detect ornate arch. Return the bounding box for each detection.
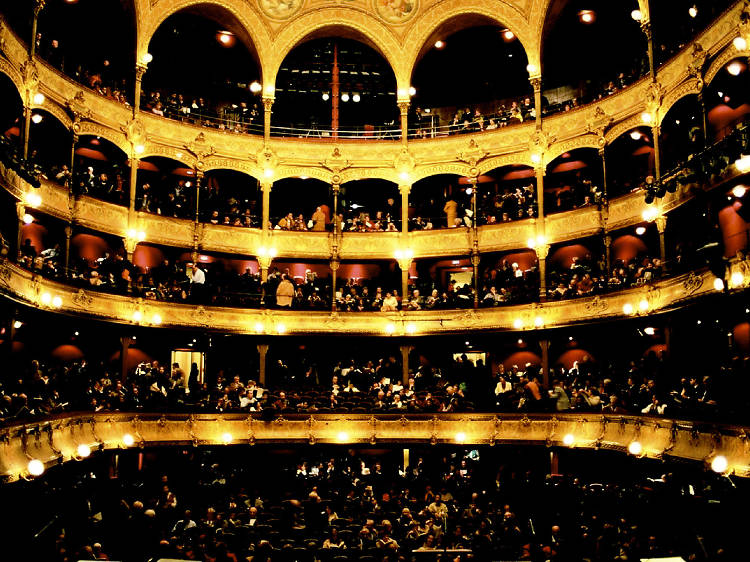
[605,113,648,145]
[403,1,536,87]
[478,153,536,174]
[658,82,701,126]
[32,103,73,131]
[269,11,403,93]
[202,158,261,179]
[273,168,333,183]
[0,58,24,99]
[76,122,131,156]
[139,147,197,169]
[140,0,270,81]
[412,164,471,183]
[546,136,603,163]
[704,46,750,87]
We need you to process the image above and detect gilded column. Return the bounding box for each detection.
[192,170,203,262]
[257,343,268,386]
[396,255,413,302]
[398,100,410,144]
[530,76,542,129]
[537,242,550,301]
[399,183,410,233]
[655,214,667,267]
[260,181,273,232]
[133,62,148,118]
[598,146,608,201]
[64,225,72,277]
[330,258,340,313]
[16,201,25,254]
[29,1,45,59]
[400,345,412,385]
[128,156,139,226]
[540,338,550,388]
[262,96,274,144]
[641,18,657,81]
[534,165,548,300]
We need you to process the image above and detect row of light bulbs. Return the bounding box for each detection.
[26,433,136,477]
[321,92,362,102]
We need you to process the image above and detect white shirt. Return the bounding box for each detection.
[191,268,205,284]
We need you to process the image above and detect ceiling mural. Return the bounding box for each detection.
[259,0,305,20]
[373,0,419,24]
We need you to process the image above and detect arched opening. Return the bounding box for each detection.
[26,109,72,185]
[73,135,129,206]
[479,250,539,305]
[144,7,262,133]
[136,156,196,219]
[546,236,605,300]
[340,179,400,232]
[541,1,647,114]
[651,1,735,67]
[273,34,398,138]
[203,169,260,228]
[544,148,603,214]
[659,95,704,172]
[706,58,750,142]
[606,128,654,198]
[410,174,465,230]
[482,165,538,223]
[412,255,473,309]
[269,177,330,231]
[410,17,531,137]
[0,72,24,143]
[36,0,136,101]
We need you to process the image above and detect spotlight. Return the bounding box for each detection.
[27,459,45,476]
[352,93,361,103]
[122,434,135,447]
[434,40,445,49]
[76,444,91,458]
[635,226,646,235]
[727,61,743,76]
[631,9,643,21]
[221,432,233,444]
[249,81,262,93]
[455,432,467,443]
[733,185,747,198]
[628,441,643,455]
[578,10,596,24]
[322,92,330,101]
[31,114,43,124]
[713,278,725,291]
[562,434,575,446]
[734,37,747,51]
[711,455,728,473]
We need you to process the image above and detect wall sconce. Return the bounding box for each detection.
[394,248,414,261]
[25,192,42,208]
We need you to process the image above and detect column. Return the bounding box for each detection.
[537,243,550,301]
[332,183,340,236]
[396,256,412,302]
[400,345,412,385]
[603,234,612,278]
[192,170,202,263]
[655,214,667,267]
[16,201,25,255]
[63,225,72,276]
[398,100,410,144]
[258,254,272,284]
[261,181,273,232]
[120,336,132,384]
[262,97,274,143]
[652,123,662,183]
[550,450,560,475]
[641,19,657,81]
[540,338,550,389]
[29,1,45,59]
[128,156,139,225]
[534,165,548,300]
[471,250,480,309]
[470,179,480,308]
[23,1,45,160]
[399,184,410,233]
[330,258,339,313]
[133,63,147,118]
[598,146,608,201]
[697,91,709,147]
[257,343,268,386]
[530,77,542,129]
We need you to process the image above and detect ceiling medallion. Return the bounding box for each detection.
[374,0,419,24]
[258,0,304,21]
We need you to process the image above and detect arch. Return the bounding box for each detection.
[31,100,73,131]
[605,113,649,145]
[76,126,130,158]
[140,0,270,83]
[478,154,536,174]
[202,157,261,178]
[659,81,702,125]
[404,2,536,88]
[412,163,472,183]
[705,47,750,87]
[0,59,24,99]
[139,148,197,170]
[270,13,404,94]
[546,135,604,164]
[273,168,333,184]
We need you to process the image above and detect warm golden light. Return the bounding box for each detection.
[631,9,643,21]
[731,271,744,287]
[642,207,659,222]
[221,432,233,444]
[134,144,145,155]
[31,114,43,124]
[41,292,52,305]
[711,455,728,473]
[122,434,135,447]
[526,63,538,75]
[734,36,747,51]
[623,303,634,315]
[276,323,287,334]
[133,311,143,322]
[25,192,42,207]
[254,322,265,334]
[76,444,91,458]
[513,318,523,329]
[141,53,153,64]
[405,322,417,335]
[733,185,747,198]
[13,321,22,329]
[27,459,45,476]
[408,86,416,96]
[336,431,349,443]
[152,314,162,325]
[727,61,743,76]
[434,40,444,49]
[534,316,544,328]
[384,323,396,335]
[628,441,643,456]
[52,296,62,308]
[562,434,575,446]
[713,277,725,291]
[635,226,646,235]
[638,299,649,312]
[735,155,750,172]
[23,214,34,225]
[640,112,653,124]
[395,248,414,261]
[455,432,467,443]
[33,92,45,105]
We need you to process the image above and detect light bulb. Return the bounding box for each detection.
[337,431,349,442]
[27,459,45,476]
[562,434,575,446]
[122,434,135,446]
[713,278,725,291]
[733,185,747,198]
[33,92,45,105]
[152,314,162,325]
[628,441,643,455]
[455,432,467,443]
[31,114,43,124]
[711,455,728,473]
[76,444,91,458]
[734,37,747,51]
[52,296,62,308]
[249,81,262,93]
[221,432,233,444]
[384,323,396,335]
[631,9,643,21]
[23,214,34,225]
[405,323,417,334]
[623,303,634,315]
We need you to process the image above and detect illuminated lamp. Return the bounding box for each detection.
[352,93,361,103]
[635,226,646,235]
[27,459,45,476]
[732,185,747,198]
[76,444,91,458]
[434,40,445,49]
[731,271,744,287]
[33,92,45,105]
[736,155,750,172]
[630,130,642,140]
[336,431,349,442]
[405,323,417,335]
[628,441,643,455]
[23,214,34,225]
[341,93,350,102]
[455,432,467,443]
[408,86,416,96]
[322,92,330,101]
[688,6,698,18]
[623,303,634,315]
[122,434,135,447]
[221,432,233,444]
[713,278,725,291]
[578,10,596,24]
[631,10,643,21]
[711,455,728,473]
[727,61,743,76]
[31,114,43,124]
[562,434,575,446]
[249,81,262,93]
[733,37,747,51]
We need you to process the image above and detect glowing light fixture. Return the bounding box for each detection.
[384,323,396,335]
[122,434,135,447]
[534,316,544,328]
[76,444,91,458]
[33,92,45,105]
[152,314,162,325]
[640,112,653,124]
[513,318,523,329]
[352,93,361,103]
[13,321,22,329]
[52,296,62,308]
[526,63,538,75]
[727,61,743,76]
[562,433,575,446]
[31,114,43,124]
[221,432,233,444]
[502,29,515,41]
[394,248,414,261]
[628,441,643,455]
[408,86,416,96]
[733,36,747,51]
[642,207,659,222]
[639,299,649,312]
[688,5,698,18]
[341,93,350,102]
[635,226,646,235]
[623,303,634,315]
[141,53,153,64]
[713,277,725,291]
[711,455,728,473]
[41,292,52,305]
[254,322,264,334]
[630,130,642,140]
[264,168,274,178]
[732,185,747,198]
[405,322,417,335]
[336,431,349,442]
[23,214,34,225]
[249,81,262,93]
[322,92,330,101]
[736,155,750,172]
[134,144,145,155]
[434,40,445,49]
[27,459,45,476]
[133,311,143,322]
[276,323,287,334]
[731,271,744,287]
[25,192,42,207]
[643,327,655,336]
[631,9,643,21]
[578,10,596,24]
[455,432,467,443]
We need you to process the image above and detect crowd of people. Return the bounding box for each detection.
[544,172,604,214]
[33,446,737,562]
[1,343,745,426]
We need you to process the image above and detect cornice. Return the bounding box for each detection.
[0,260,717,335]
[2,411,748,482]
